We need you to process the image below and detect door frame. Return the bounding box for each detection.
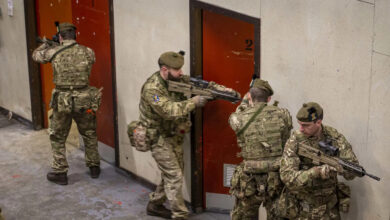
[189,0,260,212]
[24,0,120,166]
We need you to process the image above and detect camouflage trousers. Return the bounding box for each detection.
[293,193,340,220]
[230,164,285,220]
[49,109,100,173]
[149,135,188,219]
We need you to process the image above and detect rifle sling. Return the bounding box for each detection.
[236,104,266,136]
[49,42,77,62]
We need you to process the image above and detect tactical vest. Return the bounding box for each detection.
[240,105,285,160]
[52,44,91,87]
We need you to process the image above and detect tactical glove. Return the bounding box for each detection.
[191,95,209,107]
[312,164,337,179]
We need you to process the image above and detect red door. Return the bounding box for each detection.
[35,1,115,149]
[71,1,115,148]
[35,0,73,128]
[202,9,255,207]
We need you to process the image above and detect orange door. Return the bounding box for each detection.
[71,0,115,148]
[35,1,115,149]
[35,0,73,128]
[202,9,255,206]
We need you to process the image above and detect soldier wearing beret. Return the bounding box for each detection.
[140,51,239,219]
[228,79,293,220]
[280,102,359,219]
[32,22,102,185]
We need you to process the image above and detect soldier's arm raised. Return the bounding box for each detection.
[32,43,57,64]
[144,89,196,120]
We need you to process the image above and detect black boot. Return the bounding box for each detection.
[47,172,68,185]
[146,202,172,219]
[89,166,100,178]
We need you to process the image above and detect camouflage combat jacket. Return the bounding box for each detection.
[280,125,359,198]
[229,101,292,164]
[139,72,196,138]
[32,39,95,87]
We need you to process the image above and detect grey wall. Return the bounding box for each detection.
[0,0,31,120]
[260,0,389,219]
[112,0,389,218]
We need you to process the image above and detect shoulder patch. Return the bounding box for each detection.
[153,94,160,102]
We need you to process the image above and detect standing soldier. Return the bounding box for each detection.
[139,51,239,219]
[280,102,359,219]
[229,79,293,220]
[32,22,102,185]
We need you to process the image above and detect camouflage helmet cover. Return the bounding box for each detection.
[296,102,324,122]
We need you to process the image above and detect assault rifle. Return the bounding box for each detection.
[36,21,60,45]
[167,77,241,103]
[297,141,380,181]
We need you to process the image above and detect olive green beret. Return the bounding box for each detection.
[158,51,185,69]
[58,22,76,32]
[251,79,274,96]
[296,102,323,122]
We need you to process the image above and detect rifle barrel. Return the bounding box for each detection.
[365,173,381,181]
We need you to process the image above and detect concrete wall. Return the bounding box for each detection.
[0,1,32,120]
[114,0,389,218]
[260,0,389,219]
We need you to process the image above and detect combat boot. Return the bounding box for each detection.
[146,201,172,219]
[89,166,100,178]
[46,172,68,185]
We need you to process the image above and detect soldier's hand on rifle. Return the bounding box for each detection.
[191,95,210,107]
[313,164,337,179]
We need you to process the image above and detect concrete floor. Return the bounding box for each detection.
[0,114,229,220]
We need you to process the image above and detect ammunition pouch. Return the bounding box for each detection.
[275,187,299,219]
[56,91,72,113]
[337,182,351,213]
[51,86,102,114]
[127,121,158,152]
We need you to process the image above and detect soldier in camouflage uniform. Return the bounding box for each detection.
[140,51,239,219]
[32,22,101,185]
[228,79,293,220]
[280,102,359,220]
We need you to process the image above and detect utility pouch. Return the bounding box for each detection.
[57,91,72,113]
[267,171,282,197]
[89,86,103,112]
[175,120,192,135]
[73,86,102,113]
[230,164,245,199]
[275,187,299,219]
[127,121,158,152]
[49,89,59,110]
[337,182,351,213]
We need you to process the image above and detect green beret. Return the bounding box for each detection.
[58,22,76,32]
[251,79,274,96]
[296,102,323,122]
[158,51,185,69]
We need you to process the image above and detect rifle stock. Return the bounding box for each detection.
[297,143,380,181]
